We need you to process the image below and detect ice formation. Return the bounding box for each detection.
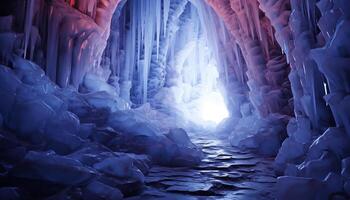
[0,0,349,199]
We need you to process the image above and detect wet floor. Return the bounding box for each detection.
[126,133,276,200]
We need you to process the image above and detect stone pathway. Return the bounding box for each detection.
[126,133,276,200]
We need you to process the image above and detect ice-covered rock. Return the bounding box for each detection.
[287,117,312,144]
[11,56,57,94]
[0,187,20,200]
[83,181,123,200]
[230,114,288,156]
[166,128,195,148]
[78,123,96,139]
[0,131,26,165]
[44,128,85,155]
[69,146,151,177]
[67,146,116,167]
[90,126,121,145]
[118,153,151,175]
[10,151,96,185]
[284,163,299,176]
[299,151,341,180]
[274,137,308,173]
[6,100,55,141]
[93,156,143,181]
[341,157,350,179]
[108,110,160,137]
[307,128,350,161]
[276,176,328,200]
[108,113,202,167]
[324,172,344,195]
[55,88,91,117]
[0,65,21,117]
[162,128,203,166]
[41,94,67,113]
[83,73,119,97]
[83,91,130,112]
[45,111,80,135]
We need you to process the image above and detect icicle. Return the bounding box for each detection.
[136,1,142,76]
[124,1,137,82]
[267,24,274,45]
[251,0,262,41]
[23,0,34,59]
[156,0,161,59]
[234,43,244,84]
[243,0,256,39]
[46,5,61,82]
[143,0,156,103]
[140,0,145,44]
[163,0,170,35]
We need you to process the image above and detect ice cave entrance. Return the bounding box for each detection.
[176,60,230,127]
[114,0,231,129]
[160,1,230,128]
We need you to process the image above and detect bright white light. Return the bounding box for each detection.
[198,91,229,124]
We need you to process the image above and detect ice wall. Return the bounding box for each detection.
[206,0,292,118]
[1,0,350,198]
[205,0,350,199]
[1,0,122,88]
[205,0,292,156]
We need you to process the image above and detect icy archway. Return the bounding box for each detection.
[152,1,230,127]
[104,0,233,128]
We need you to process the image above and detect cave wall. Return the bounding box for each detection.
[1,0,350,198]
[206,0,292,118]
[0,0,122,88]
[206,0,350,198]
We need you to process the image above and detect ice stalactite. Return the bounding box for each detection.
[146,0,189,101]
[23,0,34,59]
[143,1,242,128]
[193,0,228,84]
[76,0,98,18]
[233,43,246,84]
[46,4,60,83]
[19,0,122,88]
[104,0,189,104]
[207,0,292,117]
[163,0,171,35]
[141,0,156,103]
[156,0,161,59]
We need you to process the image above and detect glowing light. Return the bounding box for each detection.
[198,91,229,124]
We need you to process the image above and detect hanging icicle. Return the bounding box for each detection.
[251,0,262,41]
[156,0,161,59]
[23,0,35,59]
[163,0,170,35]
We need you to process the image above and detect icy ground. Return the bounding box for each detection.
[126,132,276,200]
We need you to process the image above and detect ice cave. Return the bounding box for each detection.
[0,0,349,199]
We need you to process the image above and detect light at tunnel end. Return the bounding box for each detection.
[198,91,229,124]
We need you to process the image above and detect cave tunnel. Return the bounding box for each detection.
[0,0,349,199]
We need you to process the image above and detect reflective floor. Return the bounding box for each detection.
[126,132,276,200]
